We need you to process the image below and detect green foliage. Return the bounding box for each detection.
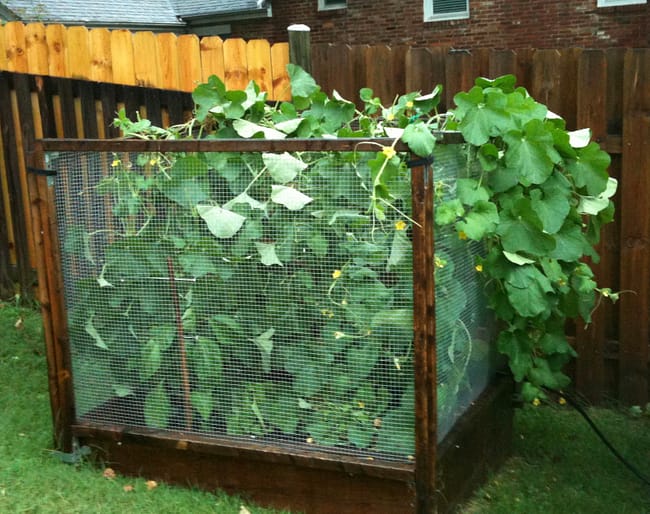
[443,74,616,402]
[63,66,614,459]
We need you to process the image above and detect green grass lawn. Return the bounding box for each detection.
[1,301,650,513]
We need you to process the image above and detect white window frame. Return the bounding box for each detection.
[597,0,646,6]
[424,0,469,22]
[318,0,347,11]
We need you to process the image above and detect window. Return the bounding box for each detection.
[424,0,469,22]
[597,0,646,5]
[318,0,347,11]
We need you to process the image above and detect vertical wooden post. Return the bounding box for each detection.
[288,24,311,74]
[619,112,650,406]
[574,49,608,403]
[619,48,650,406]
[27,141,75,451]
[410,154,436,513]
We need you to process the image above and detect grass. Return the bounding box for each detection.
[1,301,650,513]
[461,402,650,513]
[0,302,286,514]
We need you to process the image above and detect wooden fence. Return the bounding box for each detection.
[0,71,195,300]
[0,21,290,97]
[0,45,649,406]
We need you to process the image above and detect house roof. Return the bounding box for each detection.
[2,0,183,28]
[172,1,263,19]
[0,0,268,29]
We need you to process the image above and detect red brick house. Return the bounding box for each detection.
[231,0,649,48]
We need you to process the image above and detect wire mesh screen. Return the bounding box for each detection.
[48,142,493,461]
[432,146,495,440]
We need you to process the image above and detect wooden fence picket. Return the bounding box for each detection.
[177,34,202,92]
[223,38,249,91]
[200,36,225,84]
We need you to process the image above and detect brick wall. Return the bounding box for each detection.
[228,0,649,48]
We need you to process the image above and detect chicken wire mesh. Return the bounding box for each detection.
[47,142,493,461]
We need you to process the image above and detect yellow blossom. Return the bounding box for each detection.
[558,397,567,405]
[394,220,407,231]
[382,146,396,160]
[111,159,120,167]
[321,309,334,318]
[475,264,483,273]
[386,113,395,121]
[332,269,342,279]
[434,255,446,268]
[405,100,414,109]
[532,398,541,407]
[458,230,468,240]
[357,401,365,409]
[149,158,158,166]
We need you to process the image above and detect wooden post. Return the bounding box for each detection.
[619,112,650,407]
[288,24,311,73]
[410,154,436,513]
[27,142,75,451]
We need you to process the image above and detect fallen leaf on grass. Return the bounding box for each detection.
[123,484,134,492]
[102,467,116,479]
[145,480,158,490]
[14,317,24,330]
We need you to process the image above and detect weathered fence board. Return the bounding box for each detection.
[0,22,289,98]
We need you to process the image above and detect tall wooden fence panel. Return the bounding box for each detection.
[0,71,194,299]
[311,45,648,405]
[0,21,291,99]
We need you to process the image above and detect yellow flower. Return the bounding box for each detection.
[321,309,334,318]
[332,269,342,279]
[382,146,396,160]
[458,230,468,240]
[532,398,541,407]
[434,255,446,269]
[149,158,158,166]
[357,401,365,409]
[394,220,407,231]
[386,113,395,121]
[111,159,120,167]
[475,264,483,273]
[405,100,414,109]
[558,397,567,405]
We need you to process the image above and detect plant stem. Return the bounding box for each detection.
[167,257,193,431]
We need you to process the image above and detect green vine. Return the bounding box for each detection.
[64,66,614,453]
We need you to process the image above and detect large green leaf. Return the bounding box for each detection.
[497,200,556,256]
[196,204,246,239]
[497,330,533,382]
[191,390,213,422]
[254,242,283,266]
[456,200,499,240]
[263,152,308,184]
[401,123,436,157]
[144,382,170,428]
[505,265,554,318]
[189,337,222,388]
[271,185,313,210]
[567,142,611,196]
[287,63,320,99]
[504,119,560,185]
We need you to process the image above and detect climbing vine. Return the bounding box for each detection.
[64,65,614,455]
